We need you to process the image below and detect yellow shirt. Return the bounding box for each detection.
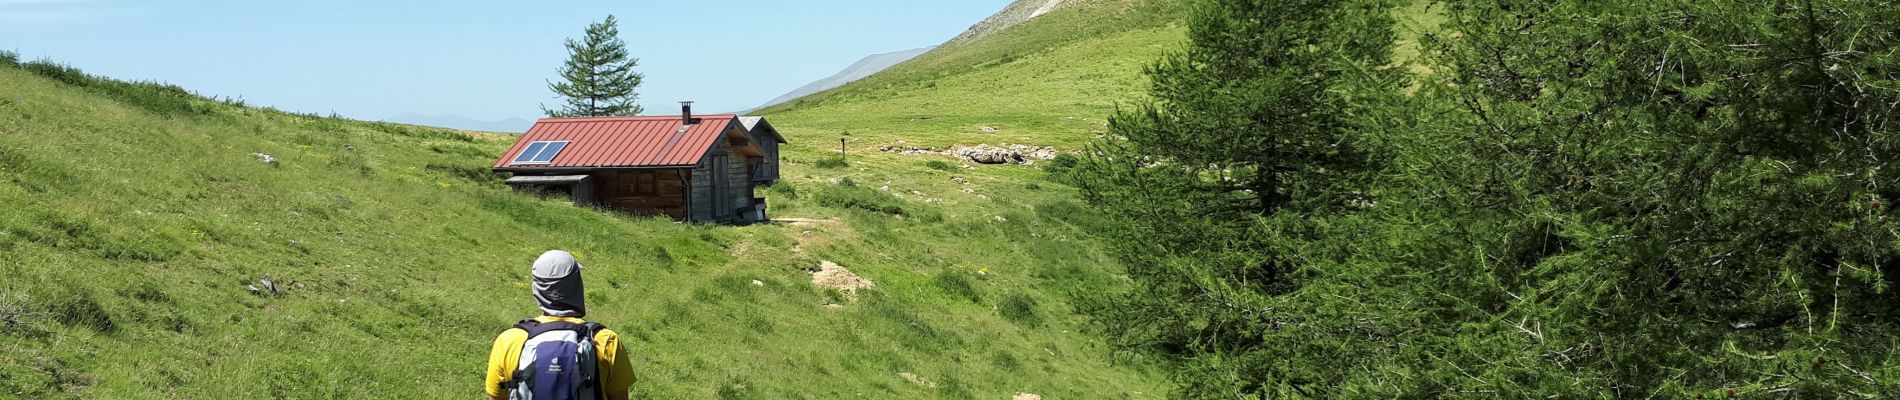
[484,316,636,398]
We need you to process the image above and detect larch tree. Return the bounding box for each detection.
[1077,0,1900,397]
[1070,0,1399,396]
[1410,0,1900,394]
[546,15,645,117]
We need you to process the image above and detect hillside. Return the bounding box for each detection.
[382,112,533,134]
[752,47,934,112]
[760,0,1187,151]
[0,0,1189,398]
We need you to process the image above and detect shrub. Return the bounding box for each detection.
[19,59,209,116]
[990,350,1021,371]
[0,50,18,68]
[47,290,116,333]
[1041,153,1079,181]
[428,144,494,159]
[0,292,50,339]
[932,271,983,304]
[815,157,849,169]
[715,376,759,400]
[923,160,957,172]
[766,180,798,199]
[370,123,475,143]
[997,292,1040,327]
[426,163,504,184]
[22,60,88,87]
[811,184,908,216]
[95,81,207,116]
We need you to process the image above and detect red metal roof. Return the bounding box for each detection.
[492,115,739,170]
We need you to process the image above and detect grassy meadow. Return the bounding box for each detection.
[0,0,1189,398]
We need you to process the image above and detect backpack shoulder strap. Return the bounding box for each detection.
[500,318,542,390]
[524,320,590,338]
[512,318,540,332]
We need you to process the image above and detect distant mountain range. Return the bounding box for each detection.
[751,46,935,111]
[388,44,933,131]
[395,0,1074,129]
[381,113,534,133]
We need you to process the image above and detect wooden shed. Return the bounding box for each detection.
[739,116,786,186]
[491,104,784,224]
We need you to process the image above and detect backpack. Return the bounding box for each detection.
[503,318,605,400]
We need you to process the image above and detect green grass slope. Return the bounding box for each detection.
[741,0,1193,393]
[750,0,1191,288]
[760,0,1188,149]
[0,53,1163,399]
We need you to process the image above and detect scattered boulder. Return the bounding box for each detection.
[879,144,945,156]
[899,372,937,388]
[252,153,279,167]
[879,143,1061,165]
[811,260,874,297]
[246,274,278,297]
[750,280,765,287]
[956,144,1023,164]
[951,144,1059,165]
[1014,393,1042,400]
[980,125,999,133]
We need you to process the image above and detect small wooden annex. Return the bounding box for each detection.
[490,104,785,223]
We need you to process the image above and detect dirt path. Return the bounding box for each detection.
[772,217,853,254]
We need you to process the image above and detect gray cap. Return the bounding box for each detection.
[531,250,586,317]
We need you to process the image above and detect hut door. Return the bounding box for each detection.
[711,154,731,217]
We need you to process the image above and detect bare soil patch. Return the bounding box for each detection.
[811,260,874,297]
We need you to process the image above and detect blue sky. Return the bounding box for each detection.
[0,0,1011,122]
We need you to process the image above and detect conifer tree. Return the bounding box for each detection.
[546,15,644,117]
[1410,0,1900,394]
[1079,0,1900,397]
[1071,0,1397,396]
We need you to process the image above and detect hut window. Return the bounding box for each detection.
[631,171,658,195]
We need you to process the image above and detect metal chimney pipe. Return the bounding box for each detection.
[680,101,696,124]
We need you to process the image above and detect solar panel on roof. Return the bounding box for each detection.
[531,142,568,163]
[513,142,550,163]
[510,141,571,165]
[491,116,746,169]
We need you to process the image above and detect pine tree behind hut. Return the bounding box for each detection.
[546,15,645,117]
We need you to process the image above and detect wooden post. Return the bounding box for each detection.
[839,131,848,159]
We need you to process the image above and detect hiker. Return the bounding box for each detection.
[485,250,635,400]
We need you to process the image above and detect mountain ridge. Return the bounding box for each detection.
[382,112,533,133]
[752,47,935,111]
